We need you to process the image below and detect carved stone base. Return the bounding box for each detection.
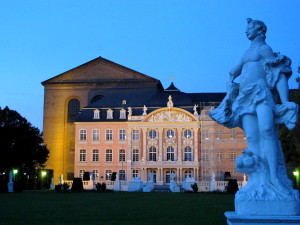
[225,212,300,225]
[235,199,300,216]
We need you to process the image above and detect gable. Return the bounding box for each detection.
[142,107,198,122]
[42,57,162,86]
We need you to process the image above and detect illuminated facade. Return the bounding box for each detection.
[42,57,246,184]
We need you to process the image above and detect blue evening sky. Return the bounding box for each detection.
[1,0,299,130]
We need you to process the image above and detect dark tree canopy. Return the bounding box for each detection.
[280,78,300,167]
[0,106,49,172]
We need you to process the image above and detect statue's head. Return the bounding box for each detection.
[246,18,267,40]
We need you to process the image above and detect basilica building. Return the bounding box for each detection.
[42,57,246,184]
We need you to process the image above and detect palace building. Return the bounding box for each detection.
[42,57,246,184]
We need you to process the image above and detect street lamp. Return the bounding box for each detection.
[13,169,18,175]
[293,169,299,189]
[41,171,47,189]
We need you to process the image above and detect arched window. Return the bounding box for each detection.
[68,98,80,122]
[184,170,192,178]
[184,129,192,139]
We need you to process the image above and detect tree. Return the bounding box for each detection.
[279,77,300,167]
[0,106,49,173]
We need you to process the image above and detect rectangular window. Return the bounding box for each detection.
[132,169,139,178]
[80,129,87,141]
[119,170,126,181]
[149,147,157,161]
[105,170,112,180]
[92,170,99,180]
[216,129,223,139]
[132,130,140,141]
[216,151,223,160]
[132,149,139,162]
[119,129,126,141]
[203,129,209,140]
[106,149,112,162]
[92,129,100,141]
[107,109,113,119]
[119,149,126,162]
[229,129,236,139]
[92,149,99,162]
[106,129,113,141]
[120,109,126,119]
[202,152,209,162]
[79,169,86,178]
[230,151,236,162]
[79,149,86,162]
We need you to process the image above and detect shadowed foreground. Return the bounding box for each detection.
[0,191,234,225]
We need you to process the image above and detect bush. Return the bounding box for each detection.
[111,172,116,181]
[83,172,90,181]
[95,182,107,192]
[62,183,69,191]
[191,183,198,193]
[71,178,83,192]
[0,176,8,193]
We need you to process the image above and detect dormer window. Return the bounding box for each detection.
[93,109,100,119]
[122,100,127,105]
[107,109,113,119]
[120,109,126,119]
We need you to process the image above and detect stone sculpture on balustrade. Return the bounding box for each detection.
[143,172,155,192]
[127,176,144,192]
[182,176,196,191]
[169,172,180,192]
[209,18,300,224]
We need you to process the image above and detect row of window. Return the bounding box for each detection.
[78,146,194,162]
[202,129,245,140]
[79,129,194,142]
[201,151,236,161]
[78,169,194,182]
[79,169,132,181]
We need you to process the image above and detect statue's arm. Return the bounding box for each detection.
[229,60,243,82]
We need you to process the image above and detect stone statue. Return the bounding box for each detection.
[167,95,174,108]
[128,107,132,116]
[193,104,198,115]
[8,171,14,192]
[142,105,148,116]
[210,18,299,216]
[148,172,153,182]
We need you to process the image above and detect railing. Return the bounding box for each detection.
[62,180,245,192]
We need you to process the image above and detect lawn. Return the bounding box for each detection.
[0,191,234,225]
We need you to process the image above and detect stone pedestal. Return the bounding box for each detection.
[225,212,300,225]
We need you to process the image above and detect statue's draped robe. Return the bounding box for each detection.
[209,53,298,130]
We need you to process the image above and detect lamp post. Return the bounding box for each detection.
[293,169,299,189]
[41,171,47,189]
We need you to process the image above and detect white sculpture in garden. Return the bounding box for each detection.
[209,18,299,216]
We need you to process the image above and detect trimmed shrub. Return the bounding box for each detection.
[71,178,83,192]
[191,183,198,193]
[95,182,107,192]
[83,172,90,181]
[225,179,239,194]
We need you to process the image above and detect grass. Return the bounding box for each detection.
[0,191,234,225]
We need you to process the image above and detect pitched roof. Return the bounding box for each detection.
[41,56,163,89]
